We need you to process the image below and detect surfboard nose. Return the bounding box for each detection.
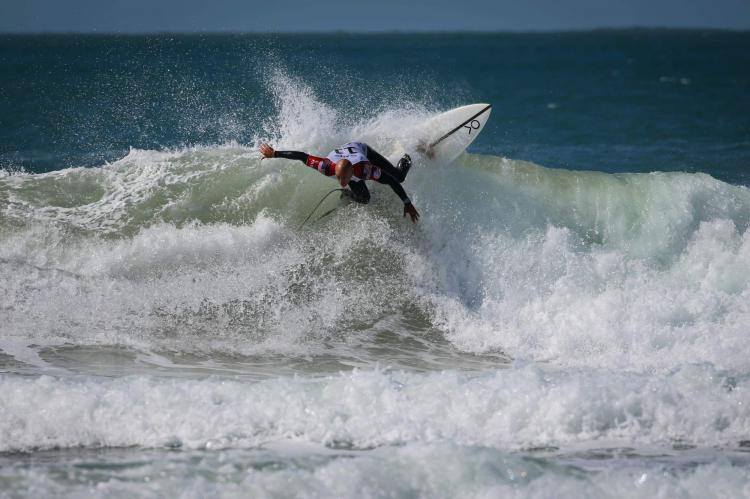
[421,103,493,163]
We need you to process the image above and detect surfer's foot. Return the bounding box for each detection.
[397,154,412,176]
[340,189,352,200]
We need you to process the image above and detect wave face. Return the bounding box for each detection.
[2,115,749,371]
[2,36,750,498]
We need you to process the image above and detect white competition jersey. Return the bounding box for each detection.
[326,142,369,166]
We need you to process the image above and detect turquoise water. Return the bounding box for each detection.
[1,31,750,498]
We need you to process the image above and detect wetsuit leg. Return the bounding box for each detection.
[347,180,371,204]
[365,145,408,183]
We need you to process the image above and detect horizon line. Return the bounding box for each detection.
[1,26,749,36]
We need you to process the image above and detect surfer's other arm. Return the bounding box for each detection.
[376,174,420,223]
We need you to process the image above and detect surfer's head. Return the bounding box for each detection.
[335,159,353,187]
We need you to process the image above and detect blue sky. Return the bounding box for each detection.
[1,0,749,32]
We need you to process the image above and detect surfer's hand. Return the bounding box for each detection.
[404,203,420,223]
[259,143,275,158]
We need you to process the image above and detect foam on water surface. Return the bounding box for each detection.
[2,444,749,499]
[1,365,748,452]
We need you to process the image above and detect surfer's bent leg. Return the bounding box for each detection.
[347,180,370,204]
[364,145,409,183]
[363,144,413,204]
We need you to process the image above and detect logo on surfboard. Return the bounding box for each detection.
[463,119,481,135]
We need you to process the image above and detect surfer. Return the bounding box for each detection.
[259,142,420,223]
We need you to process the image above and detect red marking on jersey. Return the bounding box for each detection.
[352,163,367,179]
[350,163,381,180]
[306,155,334,176]
[306,155,381,181]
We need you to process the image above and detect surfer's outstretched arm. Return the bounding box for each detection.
[259,144,308,163]
[260,144,336,176]
[274,151,309,162]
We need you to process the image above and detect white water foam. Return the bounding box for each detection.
[1,365,747,453]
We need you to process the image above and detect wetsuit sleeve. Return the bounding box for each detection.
[376,174,411,204]
[273,150,309,163]
[274,151,335,176]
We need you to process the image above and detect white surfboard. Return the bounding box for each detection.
[414,103,492,163]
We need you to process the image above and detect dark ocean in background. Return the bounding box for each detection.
[2,31,749,181]
[1,31,750,498]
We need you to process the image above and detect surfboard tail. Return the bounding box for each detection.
[415,141,436,159]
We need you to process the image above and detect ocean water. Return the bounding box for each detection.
[1,31,749,498]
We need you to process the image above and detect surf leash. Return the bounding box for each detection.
[299,188,345,230]
[311,207,339,225]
